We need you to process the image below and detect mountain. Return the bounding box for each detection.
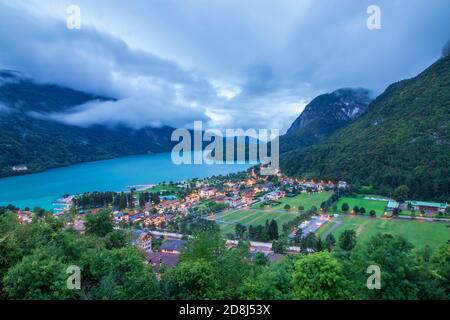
[280,88,372,153]
[281,55,450,201]
[0,71,176,177]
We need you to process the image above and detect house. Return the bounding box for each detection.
[160,239,187,253]
[338,181,348,189]
[12,164,28,171]
[146,252,180,274]
[405,201,448,213]
[72,219,86,234]
[225,196,242,208]
[200,187,216,198]
[138,233,153,252]
[265,191,285,201]
[386,201,400,212]
[266,252,285,262]
[129,212,144,223]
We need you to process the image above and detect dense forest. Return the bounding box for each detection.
[281,55,450,202]
[0,209,448,300]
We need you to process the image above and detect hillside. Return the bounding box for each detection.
[0,71,175,177]
[281,55,450,201]
[280,88,372,153]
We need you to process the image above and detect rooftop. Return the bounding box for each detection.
[160,239,187,252]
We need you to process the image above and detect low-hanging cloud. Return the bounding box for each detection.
[30,97,209,129]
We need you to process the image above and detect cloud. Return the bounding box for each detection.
[0,0,448,133]
[29,97,209,129]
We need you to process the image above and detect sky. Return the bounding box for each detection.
[0,0,448,133]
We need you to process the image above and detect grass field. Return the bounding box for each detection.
[213,208,299,235]
[316,216,450,250]
[146,184,181,193]
[255,191,332,211]
[335,197,387,216]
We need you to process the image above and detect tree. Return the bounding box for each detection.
[341,203,349,212]
[3,248,78,300]
[430,243,450,299]
[292,252,350,299]
[350,233,434,300]
[268,220,279,240]
[284,204,291,210]
[272,239,287,254]
[298,205,305,212]
[338,229,357,251]
[324,233,336,251]
[253,252,269,266]
[85,209,113,237]
[161,259,221,299]
[393,185,410,203]
[301,233,318,252]
[352,206,360,214]
[359,207,366,215]
[235,223,247,239]
[243,263,291,300]
[369,210,376,217]
[88,247,160,299]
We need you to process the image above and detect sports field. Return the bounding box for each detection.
[255,191,332,211]
[212,208,299,235]
[316,215,449,250]
[335,197,387,216]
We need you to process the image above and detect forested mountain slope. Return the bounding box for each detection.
[281,55,450,201]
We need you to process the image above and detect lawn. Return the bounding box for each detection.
[335,197,387,216]
[255,191,332,211]
[146,184,181,193]
[213,208,299,235]
[317,215,450,250]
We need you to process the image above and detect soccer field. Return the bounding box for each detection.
[316,216,450,250]
[335,197,387,216]
[213,208,299,235]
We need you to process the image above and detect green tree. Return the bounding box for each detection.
[3,248,78,300]
[369,210,376,217]
[243,263,292,300]
[341,203,349,212]
[88,247,159,300]
[272,239,287,254]
[338,229,357,251]
[292,252,350,299]
[85,209,113,237]
[234,223,247,239]
[349,233,431,300]
[393,185,410,203]
[284,204,291,210]
[324,233,336,251]
[430,243,450,298]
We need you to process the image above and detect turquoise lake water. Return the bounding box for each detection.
[0,152,251,210]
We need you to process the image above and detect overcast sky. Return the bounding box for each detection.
[0,0,448,133]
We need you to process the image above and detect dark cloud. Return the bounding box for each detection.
[0,0,448,133]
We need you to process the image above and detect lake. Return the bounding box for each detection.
[0,152,252,210]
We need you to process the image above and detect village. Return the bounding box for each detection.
[13,165,450,273]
